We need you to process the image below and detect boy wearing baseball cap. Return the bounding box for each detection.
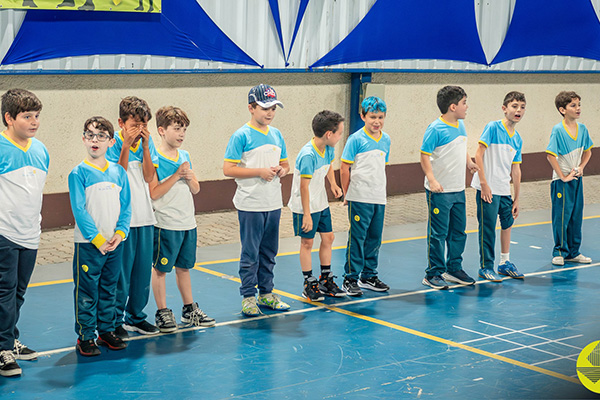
[223,84,291,316]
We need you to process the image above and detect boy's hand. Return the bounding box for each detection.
[177,161,190,179]
[139,126,151,148]
[331,185,343,199]
[122,124,141,147]
[105,234,123,252]
[467,159,479,174]
[98,241,109,255]
[301,213,313,233]
[480,183,493,203]
[512,199,519,219]
[574,167,584,177]
[182,167,195,181]
[271,165,286,178]
[561,169,578,182]
[429,179,443,193]
[259,168,277,181]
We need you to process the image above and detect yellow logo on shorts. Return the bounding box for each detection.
[557,193,562,199]
[161,257,168,265]
[354,215,360,222]
[82,264,89,273]
[577,341,600,393]
[433,208,439,214]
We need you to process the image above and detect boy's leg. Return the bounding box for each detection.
[13,244,37,345]
[446,191,467,273]
[73,243,103,341]
[238,211,264,298]
[97,244,124,336]
[151,268,168,309]
[497,197,523,278]
[257,209,281,295]
[174,228,198,306]
[175,269,193,305]
[344,201,371,281]
[425,191,451,278]
[550,180,571,258]
[115,227,137,327]
[0,236,20,352]
[361,204,385,279]
[300,237,314,274]
[318,232,334,266]
[475,190,500,271]
[124,225,154,326]
[566,179,584,259]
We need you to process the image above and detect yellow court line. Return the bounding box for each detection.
[28,278,73,287]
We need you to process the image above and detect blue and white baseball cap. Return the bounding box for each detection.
[248,84,284,108]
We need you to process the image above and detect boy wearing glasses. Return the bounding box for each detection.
[68,117,131,356]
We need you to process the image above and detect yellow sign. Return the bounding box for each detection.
[0,0,161,13]
[577,341,600,393]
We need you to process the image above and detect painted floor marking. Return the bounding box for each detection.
[478,320,584,351]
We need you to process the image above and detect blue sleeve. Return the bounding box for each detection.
[224,131,246,162]
[279,134,288,161]
[420,125,439,155]
[479,122,494,147]
[582,125,594,150]
[106,133,123,163]
[115,167,131,239]
[148,135,159,166]
[341,135,359,163]
[513,137,523,163]
[297,153,315,178]
[546,126,560,156]
[385,134,391,163]
[68,168,101,243]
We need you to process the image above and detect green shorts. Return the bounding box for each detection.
[153,227,197,273]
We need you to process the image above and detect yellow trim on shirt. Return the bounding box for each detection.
[341,158,354,164]
[1,131,32,152]
[502,120,515,138]
[83,159,109,172]
[311,138,325,158]
[512,161,522,164]
[157,148,179,162]
[562,120,578,141]
[280,157,288,162]
[300,174,313,179]
[478,140,489,148]
[363,127,382,143]
[224,158,241,163]
[247,123,269,135]
[116,230,126,240]
[546,150,558,157]
[91,234,107,249]
[420,150,432,156]
[440,117,459,128]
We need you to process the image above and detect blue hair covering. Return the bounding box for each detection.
[361,96,387,114]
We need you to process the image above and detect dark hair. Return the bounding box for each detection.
[436,86,466,114]
[361,96,387,117]
[83,116,114,139]
[503,91,526,106]
[119,96,152,123]
[312,110,344,138]
[155,106,190,130]
[555,91,581,116]
[1,88,42,126]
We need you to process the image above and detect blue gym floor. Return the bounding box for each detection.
[3,211,600,399]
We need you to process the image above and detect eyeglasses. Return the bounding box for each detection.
[83,131,110,142]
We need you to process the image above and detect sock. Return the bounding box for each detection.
[320,265,331,278]
[302,270,313,280]
[500,253,510,265]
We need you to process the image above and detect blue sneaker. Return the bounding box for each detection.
[478,268,502,282]
[422,275,449,290]
[498,261,524,279]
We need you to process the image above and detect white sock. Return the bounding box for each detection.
[500,253,510,265]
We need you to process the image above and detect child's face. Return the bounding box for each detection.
[452,96,468,119]
[249,105,276,128]
[83,123,114,159]
[325,121,344,146]
[159,122,187,149]
[502,100,526,124]
[560,98,581,120]
[119,115,149,141]
[361,111,385,135]
[5,110,40,140]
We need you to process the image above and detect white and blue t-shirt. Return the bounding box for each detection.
[546,121,594,181]
[341,127,390,205]
[224,123,288,212]
[153,149,196,231]
[68,160,131,248]
[106,131,158,227]
[471,120,522,196]
[421,118,468,193]
[288,139,335,214]
[0,132,49,249]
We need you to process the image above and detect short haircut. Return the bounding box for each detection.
[361,96,387,116]
[119,96,152,123]
[155,106,190,130]
[437,86,466,114]
[555,91,581,115]
[83,116,115,139]
[312,110,344,138]
[503,91,526,106]
[1,88,42,126]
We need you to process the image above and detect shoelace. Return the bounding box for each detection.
[158,310,176,326]
[189,308,209,326]
[0,350,16,364]
[14,340,26,353]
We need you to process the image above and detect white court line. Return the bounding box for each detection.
[459,325,547,345]
[479,321,584,351]
[34,262,600,358]
[532,353,581,366]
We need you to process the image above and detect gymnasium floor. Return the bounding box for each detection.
[3,205,600,399]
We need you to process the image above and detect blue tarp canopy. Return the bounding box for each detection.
[311,0,487,68]
[492,0,600,64]
[1,0,259,67]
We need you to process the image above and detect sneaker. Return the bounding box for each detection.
[422,275,449,290]
[97,332,127,350]
[182,303,216,327]
[552,256,564,266]
[257,293,291,310]
[242,296,262,317]
[342,278,363,296]
[13,339,37,361]
[319,273,346,297]
[76,339,101,357]
[302,277,325,302]
[442,270,475,285]
[358,276,390,292]
[498,261,524,279]
[155,308,178,333]
[123,320,160,335]
[114,324,129,339]
[478,268,502,282]
[565,254,592,264]
[0,350,22,377]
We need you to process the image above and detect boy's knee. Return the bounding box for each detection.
[320,232,334,245]
[300,237,314,250]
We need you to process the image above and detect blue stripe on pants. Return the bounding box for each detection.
[551,178,584,258]
[344,201,385,281]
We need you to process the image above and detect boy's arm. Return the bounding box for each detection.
[467,153,479,174]
[140,127,156,183]
[117,125,140,171]
[68,171,107,253]
[340,161,351,205]
[576,149,592,177]
[511,163,521,218]
[546,154,577,182]
[276,159,290,177]
[300,177,313,232]
[106,169,132,252]
[223,161,277,181]
[420,153,443,192]
[475,143,492,203]
[182,164,200,194]
[326,164,343,198]
[149,162,191,200]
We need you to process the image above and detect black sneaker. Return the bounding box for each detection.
[342,278,363,296]
[319,273,346,297]
[77,338,101,356]
[0,350,21,377]
[422,275,449,290]
[155,308,178,333]
[97,332,127,350]
[302,277,325,302]
[114,324,129,339]
[182,302,216,327]
[123,320,160,335]
[442,269,475,285]
[13,339,38,361]
[358,276,390,292]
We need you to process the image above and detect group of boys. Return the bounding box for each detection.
[0,83,592,377]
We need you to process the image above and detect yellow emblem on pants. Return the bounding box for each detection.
[82,265,89,273]
[354,215,360,222]
[161,257,169,265]
[557,193,562,199]
[433,208,439,214]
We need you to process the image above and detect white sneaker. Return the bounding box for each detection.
[552,256,564,266]
[565,254,592,263]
